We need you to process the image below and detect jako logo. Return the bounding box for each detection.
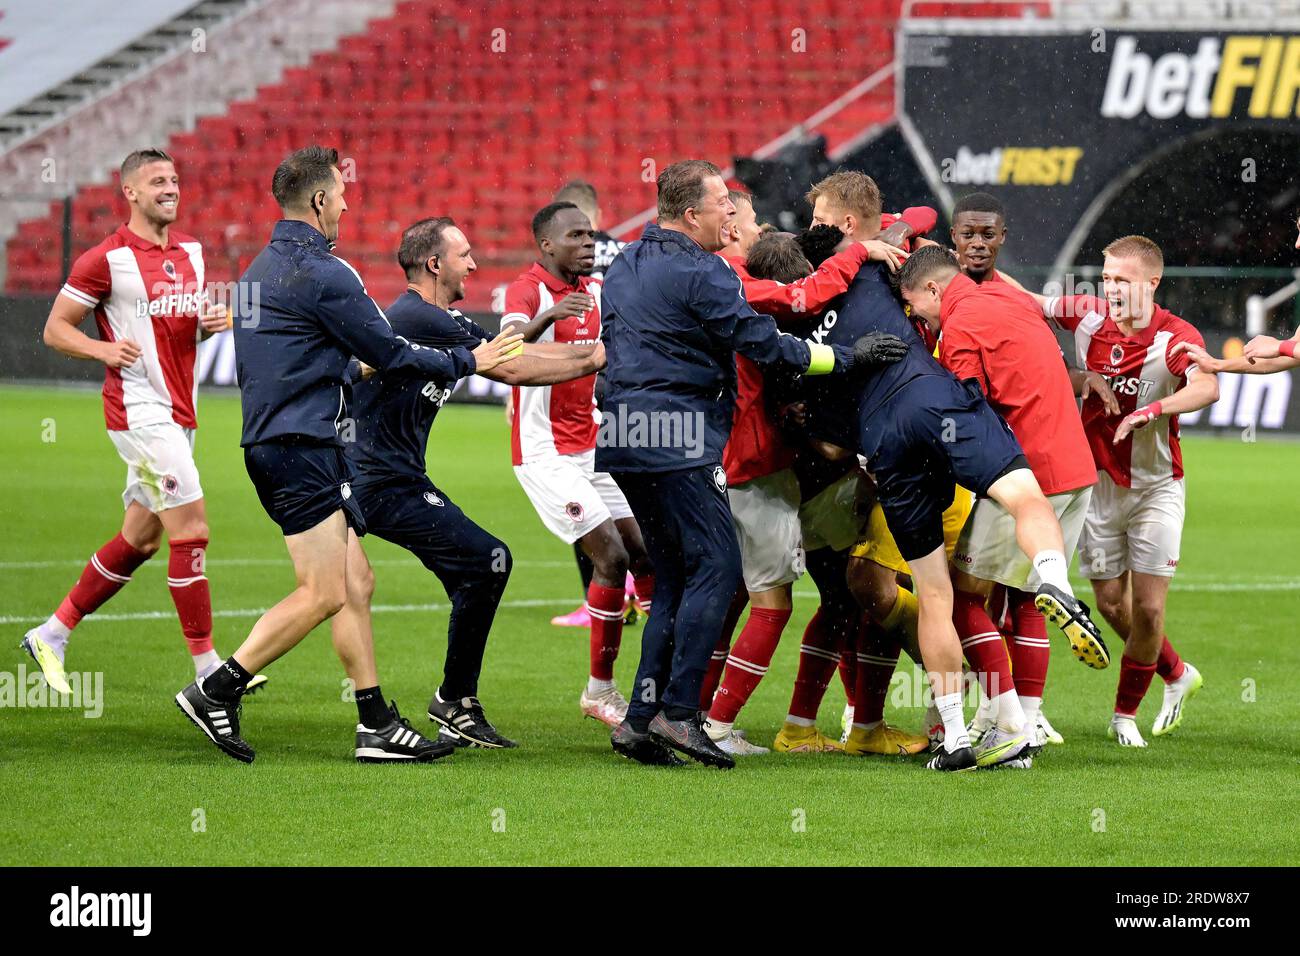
[1101,35,1300,119]
[50,886,151,936]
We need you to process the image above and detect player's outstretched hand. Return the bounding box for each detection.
[1170,340,1223,373]
[1113,402,1161,444]
[852,331,909,367]
[860,239,909,272]
[1242,334,1285,362]
[473,329,525,373]
[1080,370,1121,416]
[99,338,143,369]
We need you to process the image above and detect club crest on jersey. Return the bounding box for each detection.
[565,501,585,522]
[711,465,727,494]
[423,491,444,507]
[163,259,177,280]
[1110,344,1124,365]
[161,475,179,496]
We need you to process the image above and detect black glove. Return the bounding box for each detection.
[852,332,909,368]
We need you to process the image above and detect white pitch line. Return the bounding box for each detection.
[0,558,576,570]
[2,579,1297,628]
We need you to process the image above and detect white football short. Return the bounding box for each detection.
[952,486,1093,589]
[514,447,634,544]
[728,468,804,593]
[1076,472,1185,579]
[107,421,204,513]
[799,471,870,553]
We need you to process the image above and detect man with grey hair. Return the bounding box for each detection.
[596,159,906,768]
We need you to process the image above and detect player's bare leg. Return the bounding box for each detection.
[986,468,1108,668]
[908,546,976,771]
[330,532,450,763]
[22,501,162,695]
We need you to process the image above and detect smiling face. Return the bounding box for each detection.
[951,210,1006,281]
[1101,253,1160,327]
[727,199,763,257]
[541,207,596,278]
[123,160,179,227]
[690,175,736,252]
[435,226,476,304]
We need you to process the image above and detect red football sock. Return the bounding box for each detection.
[709,606,792,724]
[168,537,214,656]
[990,584,1013,636]
[55,533,152,630]
[786,606,841,720]
[1115,654,1158,716]
[1007,589,1050,699]
[699,588,747,709]
[1156,635,1185,683]
[585,582,626,680]
[632,573,655,614]
[954,589,1014,700]
[838,647,858,708]
[853,618,901,725]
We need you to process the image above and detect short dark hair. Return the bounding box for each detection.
[656,159,722,220]
[532,201,583,242]
[120,148,174,181]
[397,217,457,280]
[796,223,845,269]
[898,244,960,291]
[746,232,813,284]
[271,145,339,211]
[952,191,1005,220]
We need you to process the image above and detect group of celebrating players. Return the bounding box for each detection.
[19,144,1299,771]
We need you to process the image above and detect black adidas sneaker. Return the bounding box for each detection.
[611,721,686,766]
[648,712,734,769]
[428,693,518,748]
[175,678,254,763]
[356,702,456,763]
[925,744,978,772]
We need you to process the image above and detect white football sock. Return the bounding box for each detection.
[935,692,971,752]
[993,688,1026,733]
[586,676,615,696]
[193,649,220,678]
[40,615,71,653]
[784,714,815,727]
[1032,550,1074,594]
[1019,694,1042,724]
[703,717,732,741]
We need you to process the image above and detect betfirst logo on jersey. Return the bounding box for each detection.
[135,290,204,319]
[942,146,1083,186]
[1105,374,1157,400]
[1102,35,1300,119]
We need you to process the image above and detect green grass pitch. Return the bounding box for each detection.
[1,383,1297,866]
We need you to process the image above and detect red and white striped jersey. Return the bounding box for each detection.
[1048,294,1205,488]
[61,224,207,431]
[502,262,601,465]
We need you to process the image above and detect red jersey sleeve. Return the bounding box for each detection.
[938,312,989,394]
[1047,293,1106,332]
[61,244,111,309]
[500,277,540,329]
[898,206,938,237]
[1166,321,1206,379]
[743,244,869,319]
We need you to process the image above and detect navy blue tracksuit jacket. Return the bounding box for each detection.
[596,222,842,731]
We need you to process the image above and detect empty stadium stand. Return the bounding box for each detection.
[2,0,1048,312]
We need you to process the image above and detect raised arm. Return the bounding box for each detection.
[1113,367,1220,443]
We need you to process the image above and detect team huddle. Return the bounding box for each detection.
[21,146,1295,771]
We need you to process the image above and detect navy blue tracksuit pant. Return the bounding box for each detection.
[611,464,743,731]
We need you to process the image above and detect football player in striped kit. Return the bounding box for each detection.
[23,148,265,696]
[1038,236,1220,746]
